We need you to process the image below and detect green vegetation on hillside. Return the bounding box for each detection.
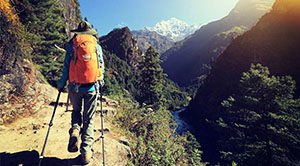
[111,97,204,166]
[103,46,203,165]
[12,0,81,86]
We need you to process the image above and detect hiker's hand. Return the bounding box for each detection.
[99,80,104,87]
[100,82,104,87]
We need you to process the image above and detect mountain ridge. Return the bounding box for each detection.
[144,17,199,42]
[132,29,175,54]
[161,0,275,86]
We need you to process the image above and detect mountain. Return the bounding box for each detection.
[132,29,175,54]
[99,27,188,109]
[99,27,143,68]
[184,0,300,162]
[145,17,199,42]
[161,0,275,86]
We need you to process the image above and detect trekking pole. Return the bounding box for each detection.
[100,85,105,166]
[38,91,62,166]
[66,92,70,112]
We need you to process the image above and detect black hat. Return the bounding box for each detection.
[71,21,98,36]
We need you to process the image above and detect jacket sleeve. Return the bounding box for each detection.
[97,43,105,83]
[58,42,73,89]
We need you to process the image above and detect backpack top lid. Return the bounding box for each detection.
[73,34,97,59]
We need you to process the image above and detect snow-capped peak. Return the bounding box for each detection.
[144,17,200,41]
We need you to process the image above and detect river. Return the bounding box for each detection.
[171,108,191,134]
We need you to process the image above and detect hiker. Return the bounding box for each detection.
[57,21,105,165]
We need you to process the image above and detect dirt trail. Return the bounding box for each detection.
[0,86,130,166]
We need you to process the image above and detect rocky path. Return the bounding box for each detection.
[0,86,130,166]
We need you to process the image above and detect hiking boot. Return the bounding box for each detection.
[80,153,92,165]
[68,129,79,153]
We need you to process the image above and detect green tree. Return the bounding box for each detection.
[184,132,203,165]
[139,46,165,108]
[13,0,67,86]
[31,0,67,86]
[219,64,300,166]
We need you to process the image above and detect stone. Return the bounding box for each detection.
[107,101,119,107]
[119,136,130,147]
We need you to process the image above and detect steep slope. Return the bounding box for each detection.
[161,0,275,86]
[99,27,142,68]
[145,17,199,41]
[184,0,300,162]
[132,29,174,54]
[0,2,50,124]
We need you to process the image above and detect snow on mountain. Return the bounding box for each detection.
[145,18,200,41]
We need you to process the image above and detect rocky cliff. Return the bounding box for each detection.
[99,27,143,68]
[0,15,24,104]
[0,0,83,124]
[0,2,51,124]
[59,0,81,38]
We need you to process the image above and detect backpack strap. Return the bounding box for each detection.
[73,44,79,65]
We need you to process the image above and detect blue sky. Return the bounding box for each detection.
[78,0,239,36]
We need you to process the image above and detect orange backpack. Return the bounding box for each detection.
[69,34,102,84]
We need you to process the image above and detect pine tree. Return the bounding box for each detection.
[139,46,165,108]
[219,64,300,166]
[13,0,67,86]
[30,0,67,86]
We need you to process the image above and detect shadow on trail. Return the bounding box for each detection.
[49,101,67,107]
[0,150,83,166]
